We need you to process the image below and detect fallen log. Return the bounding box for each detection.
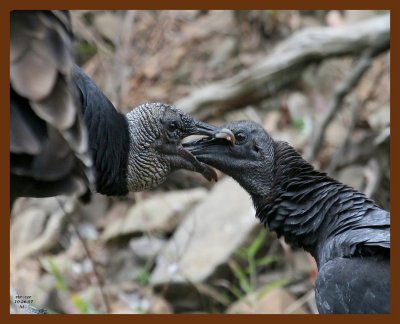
[175,14,390,119]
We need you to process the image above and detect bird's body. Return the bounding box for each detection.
[10,11,92,205]
[188,121,390,314]
[10,10,220,206]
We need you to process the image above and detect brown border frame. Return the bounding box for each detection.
[1,1,397,323]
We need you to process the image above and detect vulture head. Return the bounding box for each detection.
[186,120,275,197]
[125,102,219,191]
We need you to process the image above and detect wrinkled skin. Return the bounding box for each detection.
[125,103,221,191]
[184,121,273,196]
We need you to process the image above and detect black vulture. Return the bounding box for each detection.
[187,120,390,314]
[10,10,219,207]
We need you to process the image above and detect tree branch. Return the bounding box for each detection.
[305,48,378,161]
[175,14,389,120]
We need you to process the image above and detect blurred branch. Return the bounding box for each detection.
[175,14,389,119]
[69,221,111,313]
[305,48,379,161]
[56,199,111,313]
[112,10,136,107]
[326,95,362,173]
[283,289,315,314]
[326,59,388,173]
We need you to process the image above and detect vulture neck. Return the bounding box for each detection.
[74,65,130,196]
[125,108,168,192]
[84,106,130,196]
[253,141,380,266]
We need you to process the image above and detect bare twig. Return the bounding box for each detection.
[112,10,136,107]
[70,222,111,313]
[326,54,389,172]
[305,48,378,162]
[56,199,111,313]
[283,289,315,314]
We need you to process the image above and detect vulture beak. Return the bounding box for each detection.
[170,121,234,183]
[215,128,236,145]
[183,127,235,152]
[192,120,222,137]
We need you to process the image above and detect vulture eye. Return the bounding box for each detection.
[235,132,247,144]
[168,121,178,132]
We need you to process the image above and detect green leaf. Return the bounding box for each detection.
[228,260,252,294]
[135,266,151,286]
[230,285,245,300]
[47,258,68,292]
[256,278,289,300]
[254,255,278,268]
[292,118,305,131]
[71,294,92,314]
[234,248,248,260]
[247,231,267,257]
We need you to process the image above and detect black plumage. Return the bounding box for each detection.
[10,11,92,206]
[72,65,130,196]
[10,10,220,207]
[188,120,390,314]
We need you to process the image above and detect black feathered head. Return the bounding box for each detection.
[186,120,275,197]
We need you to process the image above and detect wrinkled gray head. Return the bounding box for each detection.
[187,120,275,197]
[126,102,219,191]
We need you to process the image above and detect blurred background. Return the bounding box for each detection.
[10,10,390,314]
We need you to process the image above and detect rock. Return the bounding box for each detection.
[150,178,259,303]
[227,287,309,314]
[98,201,131,229]
[11,208,48,251]
[105,249,142,283]
[78,193,110,225]
[11,202,70,264]
[94,283,173,314]
[110,292,172,314]
[101,188,207,241]
[129,236,166,261]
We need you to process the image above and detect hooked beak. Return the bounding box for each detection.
[177,122,235,182]
[184,128,235,153]
[191,120,222,137]
[215,128,236,145]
